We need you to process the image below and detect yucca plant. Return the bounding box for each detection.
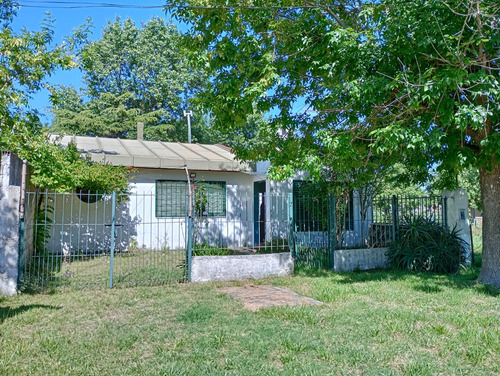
[387,216,467,273]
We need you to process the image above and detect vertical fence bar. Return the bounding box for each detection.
[109,191,116,289]
[186,216,193,282]
[391,195,398,242]
[443,196,448,228]
[288,193,295,258]
[328,194,336,270]
[17,211,25,285]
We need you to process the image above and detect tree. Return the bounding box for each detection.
[433,167,482,211]
[172,1,500,286]
[0,2,131,194]
[52,17,213,142]
[459,168,482,212]
[0,1,73,150]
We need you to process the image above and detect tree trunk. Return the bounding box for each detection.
[477,163,500,287]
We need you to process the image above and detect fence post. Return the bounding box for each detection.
[17,217,24,285]
[186,216,193,282]
[328,194,336,270]
[391,195,399,241]
[109,191,116,289]
[288,193,295,259]
[443,196,448,228]
[184,166,194,282]
[441,190,471,265]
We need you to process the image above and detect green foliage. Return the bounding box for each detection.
[12,137,133,194]
[0,5,75,151]
[458,168,481,211]
[431,166,481,211]
[193,245,233,256]
[172,0,498,185]
[0,5,131,194]
[52,16,272,148]
[51,17,213,142]
[34,196,54,253]
[173,0,500,284]
[387,217,467,274]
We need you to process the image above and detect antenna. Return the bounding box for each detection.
[183,110,193,143]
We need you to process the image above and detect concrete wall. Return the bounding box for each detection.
[442,189,472,264]
[191,247,389,281]
[191,252,294,282]
[0,152,21,296]
[334,247,389,272]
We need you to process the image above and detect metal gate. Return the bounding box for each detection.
[19,190,189,291]
[291,192,448,269]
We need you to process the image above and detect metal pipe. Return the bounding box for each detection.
[184,110,193,143]
[109,191,116,288]
[184,165,193,281]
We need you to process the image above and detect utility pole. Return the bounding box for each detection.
[184,110,193,143]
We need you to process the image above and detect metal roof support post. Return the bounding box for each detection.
[184,110,193,144]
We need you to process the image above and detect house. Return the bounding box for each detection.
[33,135,271,254]
[38,134,377,253]
[16,134,384,257]
[1,136,472,294]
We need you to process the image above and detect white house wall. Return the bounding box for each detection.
[41,168,262,254]
[130,169,257,250]
[38,167,371,255]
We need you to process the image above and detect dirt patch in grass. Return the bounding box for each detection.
[218,284,323,311]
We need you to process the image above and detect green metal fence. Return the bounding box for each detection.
[19,190,190,291]
[19,187,448,290]
[292,193,448,269]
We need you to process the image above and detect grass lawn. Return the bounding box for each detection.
[21,249,186,291]
[471,222,482,256]
[1,264,499,375]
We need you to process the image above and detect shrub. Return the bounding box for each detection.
[386,217,467,273]
[193,245,233,256]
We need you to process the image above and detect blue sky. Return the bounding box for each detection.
[13,1,308,125]
[13,1,179,125]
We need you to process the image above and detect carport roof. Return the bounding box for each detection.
[50,135,255,173]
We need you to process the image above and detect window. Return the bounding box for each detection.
[156,180,188,217]
[155,180,226,218]
[194,181,226,217]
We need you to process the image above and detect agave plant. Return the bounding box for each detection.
[387,216,467,273]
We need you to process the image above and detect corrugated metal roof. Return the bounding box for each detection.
[50,135,255,172]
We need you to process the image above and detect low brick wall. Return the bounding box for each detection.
[191,252,294,283]
[334,247,389,272]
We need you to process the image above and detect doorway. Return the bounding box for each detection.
[253,181,266,246]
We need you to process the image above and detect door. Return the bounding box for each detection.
[253,181,266,246]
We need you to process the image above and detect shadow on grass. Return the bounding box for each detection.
[0,304,61,324]
[294,265,500,297]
